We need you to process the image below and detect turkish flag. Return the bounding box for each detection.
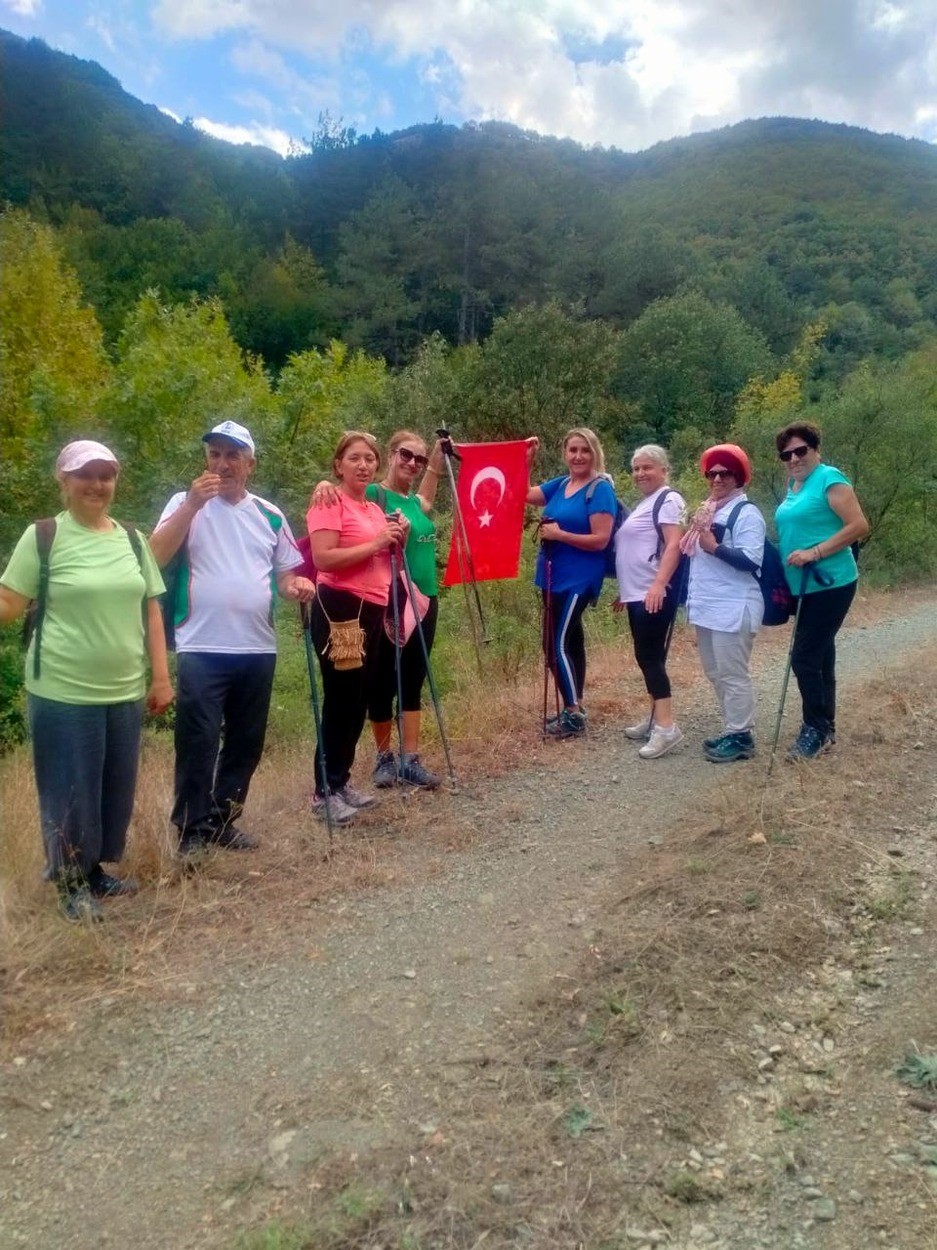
[443,440,529,585]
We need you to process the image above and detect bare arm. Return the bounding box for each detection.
[646,523,684,612]
[149,473,221,566]
[144,598,174,714]
[539,512,613,551]
[786,484,870,568]
[310,518,407,572]
[0,584,30,625]
[276,570,316,602]
[416,439,445,513]
[524,436,546,506]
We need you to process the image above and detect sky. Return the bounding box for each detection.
[3,0,936,156]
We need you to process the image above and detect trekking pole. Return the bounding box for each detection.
[541,544,562,736]
[300,602,333,849]
[436,428,490,650]
[400,548,457,785]
[766,565,811,778]
[389,544,407,781]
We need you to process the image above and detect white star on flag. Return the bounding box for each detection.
[478,510,493,527]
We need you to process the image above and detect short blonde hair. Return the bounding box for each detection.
[333,430,381,477]
[563,427,606,476]
[631,443,671,473]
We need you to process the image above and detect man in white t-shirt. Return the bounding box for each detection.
[151,421,315,855]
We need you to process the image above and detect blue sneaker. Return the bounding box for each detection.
[372,751,398,788]
[786,724,831,761]
[545,709,586,739]
[704,731,755,763]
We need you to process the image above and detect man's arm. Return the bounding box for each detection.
[149,473,221,567]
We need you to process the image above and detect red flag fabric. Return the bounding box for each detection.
[443,440,529,585]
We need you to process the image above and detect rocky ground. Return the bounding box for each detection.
[1,598,936,1249]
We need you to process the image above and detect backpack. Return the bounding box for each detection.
[651,488,690,605]
[23,517,146,677]
[724,500,795,627]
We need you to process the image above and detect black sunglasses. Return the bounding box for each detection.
[396,447,429,469]
[779,444,811,462]
[705,468,734,481]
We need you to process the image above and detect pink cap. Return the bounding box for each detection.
[55,440,119,476]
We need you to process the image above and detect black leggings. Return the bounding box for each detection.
[791,581,857,736]
[627,599,677,701]
[310,585,384,794]
[368,594,439,721]
[542,590,590,708]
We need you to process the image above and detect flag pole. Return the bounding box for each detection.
[437,428,490,650]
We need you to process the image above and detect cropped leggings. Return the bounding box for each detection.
[542,589,590,708]
[626,598,678,701]
[368,594,439,721]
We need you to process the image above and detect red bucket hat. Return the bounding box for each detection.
[700,443,752,487]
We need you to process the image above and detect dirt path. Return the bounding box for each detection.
[2,601,936,1249]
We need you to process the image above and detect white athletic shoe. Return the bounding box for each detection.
[623,715,653,740]
[638,724,684,759]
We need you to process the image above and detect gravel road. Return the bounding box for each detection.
[1,599,935,1249]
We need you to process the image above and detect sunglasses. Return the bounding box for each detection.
[779,444,811,462]
[396,447,429,469]
[705,468,735,481]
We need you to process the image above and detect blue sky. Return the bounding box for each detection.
[3,1,936,156]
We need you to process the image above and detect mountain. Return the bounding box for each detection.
[3,27,937,368]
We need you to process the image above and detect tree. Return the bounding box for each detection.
[614,290,772,445]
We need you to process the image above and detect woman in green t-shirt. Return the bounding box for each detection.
[774,422,869,760]
[0,440,173,922]
[310,430,443,788]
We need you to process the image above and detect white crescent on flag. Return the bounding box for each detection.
[469,466,506,515]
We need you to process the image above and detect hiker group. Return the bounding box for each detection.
[0,417,868,921]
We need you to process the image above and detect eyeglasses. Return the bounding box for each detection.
[396,447,429,469]
[779,444,811,462]
[705,469,735,481]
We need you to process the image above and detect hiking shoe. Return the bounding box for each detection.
[177,827,211,858]
[786,724,831,761]
[638,724,684,759]
[88,866,140,897]
[704,731,755,763]
[398,755,440,789]
[336,783,378,809]
[545,709,586,739]
[624,715,652,741]
[372,751,398,788]
[703,732,725,749]
[208,823,260,850]
[58,884,104,924]
[311,791,358,825]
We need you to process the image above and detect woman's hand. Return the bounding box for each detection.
[374,517,408,551]
[525,436,540,466]
[311,480,340,508]
[611,598,626,614]
[539,521,562,543]
[786,548,816,568]
[644,582,667,613]
[146,676,174,715]
[697,526,718,555]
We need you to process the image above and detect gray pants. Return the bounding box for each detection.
[28,694,143,879]
[695,612,757,734]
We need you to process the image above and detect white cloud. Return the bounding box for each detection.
[148,0,937,148]
[193,114,293,153]
[2,0,42,14]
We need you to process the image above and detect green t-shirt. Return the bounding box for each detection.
[365,484,438,596]
[1,511,165,704]
[775,463,858,594]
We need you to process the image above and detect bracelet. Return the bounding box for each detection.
[814,544,823,560]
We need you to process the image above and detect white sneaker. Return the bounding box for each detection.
[623,715,653,740]
[311,791,357,824]
[336,783,378,809]
[638,724,684,759]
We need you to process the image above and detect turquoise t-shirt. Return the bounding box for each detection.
[365,484,438,596]
[775,463,858,594]
[1,511,165,703]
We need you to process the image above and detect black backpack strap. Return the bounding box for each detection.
[651,488,674,560]
[30,518,57,679]
[118,522,148,629]
[723,500,752,537]
[374,485,388,513]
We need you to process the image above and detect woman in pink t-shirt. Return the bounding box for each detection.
[306,432,408,824]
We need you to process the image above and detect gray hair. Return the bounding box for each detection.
[631,443,671,472]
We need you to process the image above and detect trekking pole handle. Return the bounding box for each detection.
[435,428,459,460]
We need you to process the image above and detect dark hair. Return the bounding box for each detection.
[775,422,821,455]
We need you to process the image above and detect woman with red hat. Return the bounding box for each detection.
[684,443,766,763]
